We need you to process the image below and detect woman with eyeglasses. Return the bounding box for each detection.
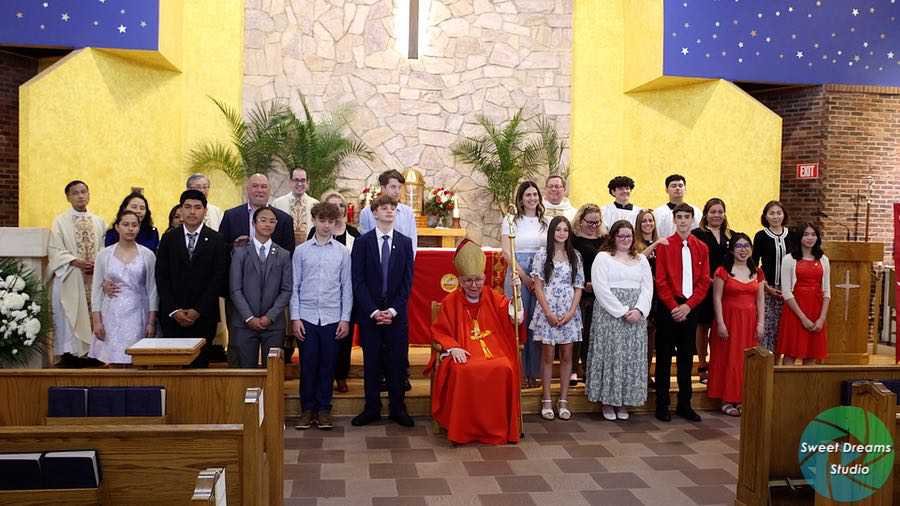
[306,190,359,393]
[571,204,606,385]
[708,233,764,416]
[586,220,653,421]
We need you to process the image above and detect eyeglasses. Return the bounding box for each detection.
[460,277,485,286]
[583,220,601,226]
[734,243,752,249]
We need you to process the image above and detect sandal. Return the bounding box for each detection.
[557,400,572,420]
[541,399,555,420]
[721,403,740,417]
[699,366,709,385]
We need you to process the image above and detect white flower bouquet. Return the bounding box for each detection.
[0,259,49,365]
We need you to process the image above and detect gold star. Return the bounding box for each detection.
[750,30,758,37]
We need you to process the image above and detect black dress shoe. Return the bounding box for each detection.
[404,377,412,392]
[655,410,671,422]
[675,406,702,422]
[351,411,381,427]
[390,412,415,427]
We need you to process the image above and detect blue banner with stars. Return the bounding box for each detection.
[664,0,900,87]
[1,0,158,50]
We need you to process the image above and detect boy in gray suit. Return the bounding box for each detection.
[229,206,294,368]
[291,202,353,430]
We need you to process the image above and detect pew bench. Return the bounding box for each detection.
[737,348,900,505]
[0,349,284,506]
[0,387,266,506]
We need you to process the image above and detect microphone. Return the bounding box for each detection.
[812,211,851,241]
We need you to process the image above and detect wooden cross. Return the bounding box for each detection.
[835,269,861,322]
[408,0,419,59]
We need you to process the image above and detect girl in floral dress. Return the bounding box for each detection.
[530,216,584,420]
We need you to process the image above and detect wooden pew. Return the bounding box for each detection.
[192,467,227,505]
[0,387,265,506]
[0,349,284,506]
[737,348,900,506]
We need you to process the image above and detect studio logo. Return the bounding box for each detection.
[798,406,894,502]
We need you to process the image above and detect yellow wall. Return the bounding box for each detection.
[571,0,782,235]
[19,0,243,228]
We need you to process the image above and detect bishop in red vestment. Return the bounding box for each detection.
[430,240,522,445]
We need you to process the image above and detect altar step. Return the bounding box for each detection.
[283,377,716,418]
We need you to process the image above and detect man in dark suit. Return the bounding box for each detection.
[219,173,294,365]
[229,206,293,368]
[351,195,415,427]
[156,190,228,367]
[219,173,295,252]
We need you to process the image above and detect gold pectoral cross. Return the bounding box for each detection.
[469,319,493,359]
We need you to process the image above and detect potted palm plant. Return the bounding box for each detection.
[451,109,565,214]
[188,93,373,198]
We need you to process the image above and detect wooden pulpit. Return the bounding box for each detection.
[821,241,884,364]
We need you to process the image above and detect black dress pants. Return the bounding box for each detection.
[654,299,697,411]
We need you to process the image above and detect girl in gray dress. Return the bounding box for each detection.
[586,220,653,421]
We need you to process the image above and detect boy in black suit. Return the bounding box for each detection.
[351,195,415,427]
[156,190,228,367]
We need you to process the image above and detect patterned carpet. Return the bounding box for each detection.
[283,411,741,505]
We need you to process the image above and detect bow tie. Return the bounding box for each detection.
[666,202,678,210]
[614,202,633,210]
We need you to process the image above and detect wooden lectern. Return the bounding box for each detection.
[821,241,884,364]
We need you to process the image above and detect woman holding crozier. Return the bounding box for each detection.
[586,220,653,421]
[501,181,548,388]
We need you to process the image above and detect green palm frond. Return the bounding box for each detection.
[452,108,567,212]
[187,142,245,184]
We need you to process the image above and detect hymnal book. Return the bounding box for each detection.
[47,387,88,417]
[125,386,166,417]
[87,387,127,417]
[40,450,101,489]
[0,453,42,490]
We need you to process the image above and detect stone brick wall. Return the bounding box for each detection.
[243,0,572,243]
[0,51,38,227]
[755,85,900,262]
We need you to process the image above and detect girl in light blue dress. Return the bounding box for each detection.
[530,216,584,421]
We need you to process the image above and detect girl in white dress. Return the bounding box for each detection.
[89,211,158,365]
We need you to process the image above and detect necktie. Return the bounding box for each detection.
[381,234,391,296]
[187,232,198,259]
[259,244,266,262]
[681,239,693,299]
[613,202,633,210]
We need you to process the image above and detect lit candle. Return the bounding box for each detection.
[452,195,460,218]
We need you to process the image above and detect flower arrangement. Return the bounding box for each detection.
[0,259,49,366]
[359,186,382,208]
[424,187,456,218]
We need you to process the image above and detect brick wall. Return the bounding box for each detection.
[755,85,900,262]
[0,51,38,227]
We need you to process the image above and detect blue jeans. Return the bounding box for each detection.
[505,251,540,380]
[299,321,340,413]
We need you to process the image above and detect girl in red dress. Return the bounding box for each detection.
[708,233,765,416]
[776,223,831,364]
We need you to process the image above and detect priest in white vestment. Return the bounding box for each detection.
[47,181,106,359]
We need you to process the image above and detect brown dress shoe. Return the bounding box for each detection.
[317,411,334,430]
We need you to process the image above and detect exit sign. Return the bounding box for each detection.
[796,163,819,179]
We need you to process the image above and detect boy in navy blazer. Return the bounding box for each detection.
[351,195,415,427]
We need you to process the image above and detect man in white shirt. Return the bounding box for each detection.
[358,169,417,252]
[542,175,577,221]
[186,174,224,231]
[653,174,701,238]
[271,167,319,246]
[601,176,642,228]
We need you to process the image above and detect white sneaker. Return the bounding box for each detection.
[602,405,616,421]
[615,407,630,420]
